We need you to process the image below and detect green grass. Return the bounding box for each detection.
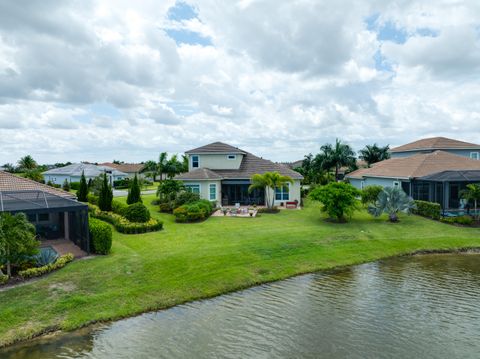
[1,195,479,347]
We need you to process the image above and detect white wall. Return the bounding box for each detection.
[189,154,243,171]
[266,180,302,207]
[182,180,222,206]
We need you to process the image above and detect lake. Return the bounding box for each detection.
[2,254,479,358]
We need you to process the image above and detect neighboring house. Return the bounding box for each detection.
[43,163,127,187]
[390,137,480,160]
[347,149,480,213]
[99,162,145,179]
[0,171,89,252]
[175,142,303,207]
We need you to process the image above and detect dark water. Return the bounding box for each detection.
[2,254,480,359]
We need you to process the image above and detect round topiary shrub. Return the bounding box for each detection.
[89,217,113,255]
[123,203,151,223]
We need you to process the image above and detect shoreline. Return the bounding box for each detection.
[2,246,479,350]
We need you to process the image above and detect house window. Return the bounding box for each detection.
[470,152,479,160]
[38,213,50,222]
[191,155,199,168]
[275,184,289,201]
[227,154,236,160]
[209,184,216,200]
[393,181,400,188]
[185,184,200,194]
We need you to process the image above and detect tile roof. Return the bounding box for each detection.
[185,142,247,154]
[391,137,480,153]
[43,163,127,177]
[176,151,303,180]
[99,162,145,173]
[0,171,75,199]
[346,151,480,180]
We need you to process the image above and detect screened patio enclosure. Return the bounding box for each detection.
[0,190,90,252]
[221,180,265,206]
[407,170,480,215]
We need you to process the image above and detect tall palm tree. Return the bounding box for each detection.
[319,139,356,181]
[143,160,158,181]
[359,144,390,167]
[157,152,168,181]
[249,171,293,209]
[18,155,37,170]
[460,183,480,220]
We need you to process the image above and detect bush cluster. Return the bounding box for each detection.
[413,200,441,220]
[159,202,173,213]
[70,181,81,190]
[89,204,163,234]
[123,203,150,223]
[361,185,383,206]
[88,194,99,205]
[441,215,474,226]
[112,199,128,216]
[257,206,280,214]
[89,217,113,254]
[0,274,8,285]
[173,200,214,223]
[19,253,74,279]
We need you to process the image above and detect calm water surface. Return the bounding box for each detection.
[2,254,480,359]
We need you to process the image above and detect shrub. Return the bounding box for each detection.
[89,204,162,234]
[34,248,59,267]
[77,171,89,202]
[368,187,416,222]
[98,173,113,211]
[127,174,142,205]
[112,199,128,216]
[361,185,383,206]
[159,202,172,213]
[413,200,441,220]
[257,206,280,214]
[173,191,200,208]
[0,274,8,285]
[151,199,160,206]
[113,178,130,189]
[19,253,74,279]
[62,179,71,191]
[87,193,99,205]
[441,215,474,226]
[173,200,214,223]
[309,182,360,222]
[123,203,151,223]
[70,181,81,190]
[89,218,113,254]
[173,206,188,222]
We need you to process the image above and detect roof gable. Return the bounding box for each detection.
[185,142,246,154]
[391,137,480,153]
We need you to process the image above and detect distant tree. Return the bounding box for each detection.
[98,173,113,211]
[158,152,169,181]
[77,171,89,202]
[359,144,390,167]
[156,179,184,202]
[113,159,124,164]
[18,155,37,170]
[2,163,15,173]
[461,183,480,220]
[127,174,142,204]
[181,155,189,173]
[143,160,158,181]
[368,187,416,222]
[54,162,72,168]
[249,172,293,209]
[315,139,356,181]
[23,169,44,183]
[298,153,334,185]
[309,182,360,222]
[165,154,184,178]
[0,212,39,277]
[62,179,71,192]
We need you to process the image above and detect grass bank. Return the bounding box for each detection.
[1,195,479,347]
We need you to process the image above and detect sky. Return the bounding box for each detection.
[1,0,480,165]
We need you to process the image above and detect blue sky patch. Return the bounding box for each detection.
[165,1,212,46]
[167,1,197,21]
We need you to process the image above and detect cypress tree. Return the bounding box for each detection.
[77,171,89,202]
[98,173,113,211]
[127,174,142,204]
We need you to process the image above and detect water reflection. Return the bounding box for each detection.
[2,254,480,359]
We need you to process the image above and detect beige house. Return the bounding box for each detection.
[175,142,303,207]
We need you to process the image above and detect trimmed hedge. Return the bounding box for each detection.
[89,218,113,254]
[173,200,214,223]
[441,215,474,226]
[112,200,128,216]
[19,253,74,279]
[413,200,441,220]
[70,181,81,190]
[123,203,150,223]
[89,204,163,234]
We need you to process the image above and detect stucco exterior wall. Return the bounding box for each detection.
[182,180,222,206]
[265,179,302,206]
[391,149,480,159]
[189,154,244,171]
[349,176,407,190]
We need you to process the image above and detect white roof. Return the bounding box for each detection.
[43,163,127,177]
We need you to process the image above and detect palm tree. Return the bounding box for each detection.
[319,139,356,181]
[359,144,390,167]
[18,155,37,170]
[460,183,480,220]
[249,171,293,209]
[157,152,168,181]
[143,160,158,181]
[368,187,416,222]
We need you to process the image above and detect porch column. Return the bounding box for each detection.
[444,182,449,209]
[64,211,70,240]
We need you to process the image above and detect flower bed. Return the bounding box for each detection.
[18,253,74,279]
[89,204,163,234]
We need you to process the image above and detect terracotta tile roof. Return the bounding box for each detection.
[0,171,75,199]
[391,137,480,153]
[176,151,303,181]
[185,142,246,154]
[347,151,480,180]
[99,162,145,173]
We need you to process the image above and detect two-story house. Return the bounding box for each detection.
[347,137,480,214]
[175,142,303,207]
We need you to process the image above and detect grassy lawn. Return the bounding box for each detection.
[1,195,479,347]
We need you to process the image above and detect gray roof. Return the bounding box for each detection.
[0,190,86,213]
[176,150,303,181]
[185,142,247,154]
[43,163,127,177]
[418,170,480,182]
